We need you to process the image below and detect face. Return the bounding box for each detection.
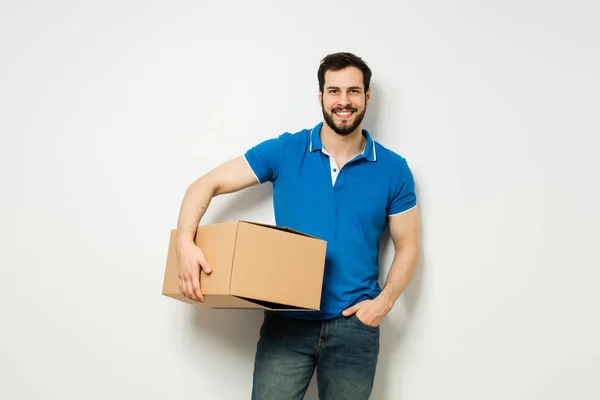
[319,67,370,136]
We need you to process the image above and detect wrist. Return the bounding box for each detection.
[377,291,396,312]
[176,235,195,249]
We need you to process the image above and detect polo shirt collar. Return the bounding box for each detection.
[309,122,377,162]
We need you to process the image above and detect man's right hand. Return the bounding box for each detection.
[174,156,259,302]
[176,241,213,302]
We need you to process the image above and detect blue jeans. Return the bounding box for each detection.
[251,311,380,400]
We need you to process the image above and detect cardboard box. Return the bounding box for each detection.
[162,221,327,310]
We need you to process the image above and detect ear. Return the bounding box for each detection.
[366,88,371,105]
[318,91,323,104]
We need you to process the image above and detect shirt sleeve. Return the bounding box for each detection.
[387,159,417,216]
[243,134,287,184]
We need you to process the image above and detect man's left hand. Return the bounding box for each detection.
[341,298,392,328]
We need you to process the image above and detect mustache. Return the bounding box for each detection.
[331,106,358,113]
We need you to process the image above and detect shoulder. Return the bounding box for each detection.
[278,127,311,145]
[373,141,409,170]
[248,127,309,151]
[372,141,416,191]
[257,126,311,154]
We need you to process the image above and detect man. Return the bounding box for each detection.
[176,52,420,399]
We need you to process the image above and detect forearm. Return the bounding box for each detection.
[378,242,420,309]
[176,156,261,247]
[176,177,216,246]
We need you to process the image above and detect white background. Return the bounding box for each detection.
[1,0,599,399]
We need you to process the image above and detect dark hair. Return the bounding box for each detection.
[317,52,372,93]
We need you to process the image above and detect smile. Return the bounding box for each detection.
[334,110,355,119]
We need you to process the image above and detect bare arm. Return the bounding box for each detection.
[378,206,421,309]
[177,155,259,246]
[176,155,259,302]
[342,206,421,325]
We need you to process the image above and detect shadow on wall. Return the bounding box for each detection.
[363,81,382,138]
[369,81,426,400]
[370,196,426,400]
[375,81,428,400]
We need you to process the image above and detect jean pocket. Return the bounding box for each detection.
[351,314,379,332]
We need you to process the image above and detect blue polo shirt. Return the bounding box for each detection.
[244,122,417,320]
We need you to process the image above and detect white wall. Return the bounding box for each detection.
[2,0,599,399]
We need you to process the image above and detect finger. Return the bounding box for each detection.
[181,277,191,299]
[342,305,358,317]
[344,300,367,316]
[199,257,212,274]
[192,275,204,302]
[178,278,185,296]
[185,278,197,302]
[201,263,212,274]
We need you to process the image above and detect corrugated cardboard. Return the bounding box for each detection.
[162,221,327,310]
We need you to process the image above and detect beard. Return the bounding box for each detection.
[321,99,367,137]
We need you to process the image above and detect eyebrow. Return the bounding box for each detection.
[326,86,363,91]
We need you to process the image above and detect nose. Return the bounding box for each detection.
[338,92,351,107]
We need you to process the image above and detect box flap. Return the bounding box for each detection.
[239,220,324,240]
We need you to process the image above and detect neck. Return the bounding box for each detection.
[320,123,366,159]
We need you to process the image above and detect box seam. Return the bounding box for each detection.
[228,221,240,294]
